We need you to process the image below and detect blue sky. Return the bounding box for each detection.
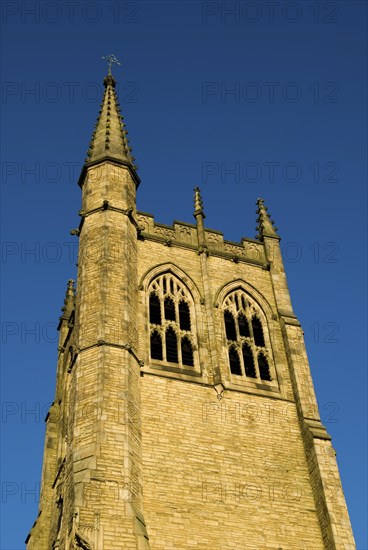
[1,1,367,548]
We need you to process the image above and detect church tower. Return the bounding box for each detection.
[27,66,355,550]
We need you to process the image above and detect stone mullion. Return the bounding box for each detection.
[245,308,259,380]
[177,331,183,367]
[264,349,274,381]
[248,310,255,342]
[235,310,246,377]
[187,300,197,360]
[172,292,180,365]
[252,345,260,381]
[238,341,246,378]
[162,324,167,363]
[159,282,166,362]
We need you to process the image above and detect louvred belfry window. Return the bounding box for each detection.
[149,294,161,325]
[181,336,194,366]
[223,288,273,382]
[229,346,241,375]
[150,330,163,360]
[165,327,178,363]
[148,273,197,368]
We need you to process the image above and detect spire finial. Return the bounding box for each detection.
[193,187,205,217]
[102,54,121,76]
[255,198,280,240]
[67,279,74,291]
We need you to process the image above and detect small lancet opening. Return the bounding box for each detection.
[149,293,161,325]
[166,327,178,363]
[238,313,250,338]
[150,331,163,361]
[258,352,271,381]
[164,296,176,321]
[242,343,256,378]
[224,311,237,341]
[181,336,194,366]
[252,316,265,347]
[179,301,191,331]
[229,346,241,375]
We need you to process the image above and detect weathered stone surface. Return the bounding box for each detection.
[27,81,355,550]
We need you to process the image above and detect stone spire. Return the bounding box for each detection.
[85,73,137,172]
[255,198,280,240]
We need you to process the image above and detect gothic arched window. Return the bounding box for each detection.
[223,288,273,382]
[148,273,197,368]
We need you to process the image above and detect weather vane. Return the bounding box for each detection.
[101,54,121,75]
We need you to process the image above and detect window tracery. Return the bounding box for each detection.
[148,273,196,368]
[223,288,272,382]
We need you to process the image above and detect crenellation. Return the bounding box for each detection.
[137,212,267,265]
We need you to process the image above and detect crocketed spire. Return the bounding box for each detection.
[193,187,205,218]
[85,73,137,171]
[255,198,280,240]
[60,279,75,322]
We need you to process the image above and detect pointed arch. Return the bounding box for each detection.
[214,279,274,320]
[140,263,203,304]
